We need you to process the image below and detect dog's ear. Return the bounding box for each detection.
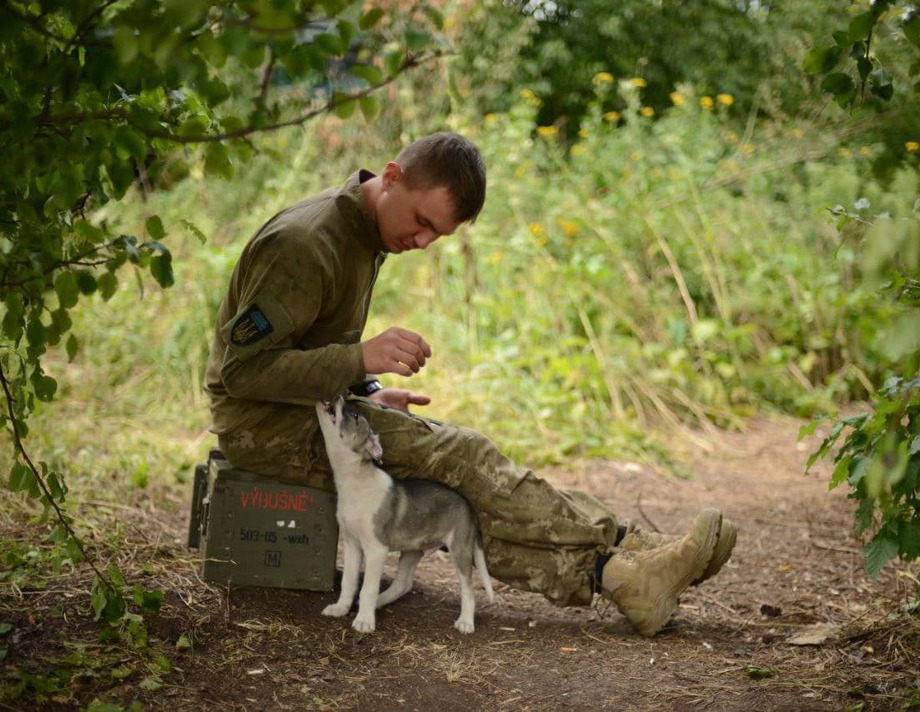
[365,432,383,461]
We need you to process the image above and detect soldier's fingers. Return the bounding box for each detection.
[394,348,422,373]
[394,328,432,358]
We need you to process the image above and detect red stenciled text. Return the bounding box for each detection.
[240,487,315,512]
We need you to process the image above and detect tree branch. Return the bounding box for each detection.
[0,356,112,589]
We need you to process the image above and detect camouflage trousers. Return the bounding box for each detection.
[216,397,620,606]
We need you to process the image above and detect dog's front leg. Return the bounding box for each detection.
[352,543,388,633]
[323,535,362,618]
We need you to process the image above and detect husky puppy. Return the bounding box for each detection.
[315,396,493,634]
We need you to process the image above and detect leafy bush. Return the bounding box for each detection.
[799,0,920,576]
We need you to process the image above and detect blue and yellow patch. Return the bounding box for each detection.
[222,292,294,361]
[230,303,274,346]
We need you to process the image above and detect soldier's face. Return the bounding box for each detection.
[376,164,460,254]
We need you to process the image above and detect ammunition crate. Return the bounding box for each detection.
[188,449,338,591]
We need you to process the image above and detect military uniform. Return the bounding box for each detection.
[206,171,620,606]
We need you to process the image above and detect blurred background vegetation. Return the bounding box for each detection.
[1,0,918,542]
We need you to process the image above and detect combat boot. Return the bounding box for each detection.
[601,508,721,637]
[619,518,736,586]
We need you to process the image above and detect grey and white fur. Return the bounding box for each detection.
[315,396,494,633]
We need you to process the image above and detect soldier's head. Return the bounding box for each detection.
[371,132,486,254]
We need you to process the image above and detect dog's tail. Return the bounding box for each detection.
[474,539,494,603]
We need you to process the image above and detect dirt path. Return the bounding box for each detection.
[3,415,919,710]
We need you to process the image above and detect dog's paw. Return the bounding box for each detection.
[322,603,350,618]
[352,615,376,633]
[454,618,475,634]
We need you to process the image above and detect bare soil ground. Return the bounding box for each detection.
[2,415,919,711]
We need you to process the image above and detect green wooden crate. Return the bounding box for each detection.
[189,451,338,591]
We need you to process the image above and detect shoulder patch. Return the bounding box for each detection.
[230,303,274,346]
[221,291,295,362]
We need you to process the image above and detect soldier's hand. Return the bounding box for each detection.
[369,388,431,412]
[361,327,432,377]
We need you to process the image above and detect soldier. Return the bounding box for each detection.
[205,131,736,636]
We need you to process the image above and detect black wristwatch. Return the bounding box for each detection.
[349,379,383,397]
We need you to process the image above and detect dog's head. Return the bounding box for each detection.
[316,395,383,461]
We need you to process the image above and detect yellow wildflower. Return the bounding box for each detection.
[484,113,498,123]
[603,111,621,122]
[742,143,755,155]
[557,218,579,237]
[859,146,872,157]
[488,250,504,265]
[520,88,542,107]
[571,143,586,157]
[630,77,647,88]
[578,128,589,139]
[717,93,734,106]
[700,96,714,110]
[536,125,558,137]
[529,223,548,246]
[640,106,655,118]
[592,72,614,85]
[669,92,685,106]
[726,130,738,142]
[906,141,920,153]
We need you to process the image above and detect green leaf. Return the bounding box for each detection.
[899,519,920,559]
[108,563,127,588]
[31,372,57,402]
[821,72,855,97]
[313,32,345,57]
[113,25,139,64]
[803,46,841,74]
[112,126,147,161]
[744,665,774,680]
[359,94,379,121]
[133,584,164,613]
[848,12,876,42]
[47,471,67,501]
[333,92,356,119]
[349,64,383,86]
[204,142,233,179]
[905,12,920,49]
[181,219,207,244]
[424,5,445,30]
[75,270,97,295]
[405,30,430,52]
[360,8,384,30]
[9,462,33,492]
[149,249,174,289]
[54,271,79,310]
[91,578,109,621]
[98,272,118,300]
[139,678,163,692]
[854,496,875,535]
[176,633,193,652]
[864,534,898,577]
[146,215,166,241]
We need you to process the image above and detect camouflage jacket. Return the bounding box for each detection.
[205,170,387,435]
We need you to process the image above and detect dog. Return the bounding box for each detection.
[315,396,493,633]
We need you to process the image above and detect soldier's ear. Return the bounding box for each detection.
[366,433,383,461]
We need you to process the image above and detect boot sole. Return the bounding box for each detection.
[694,519,737,586]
